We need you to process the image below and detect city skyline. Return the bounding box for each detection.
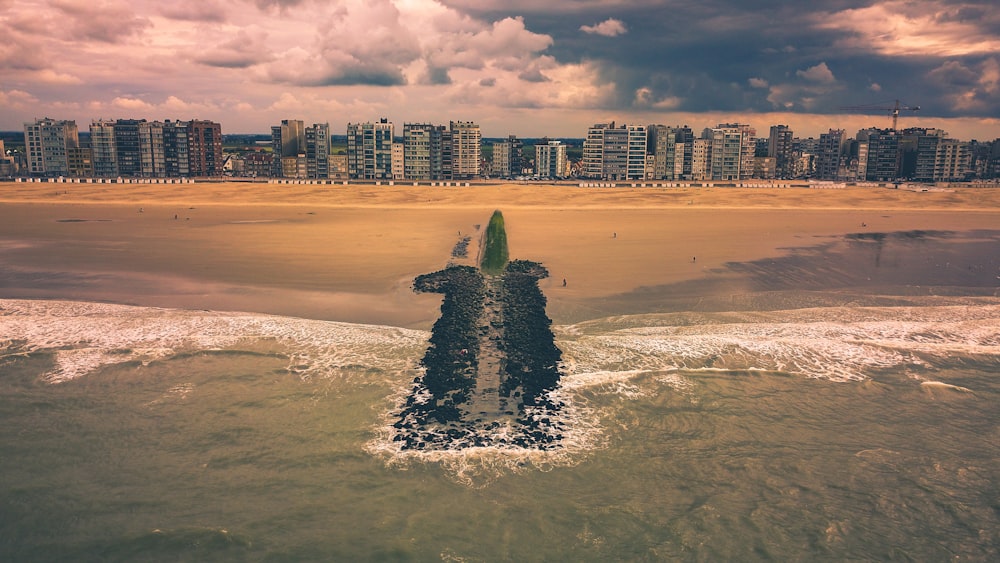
[2,1,999,139]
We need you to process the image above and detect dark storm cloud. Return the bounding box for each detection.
[440,0,1000,119]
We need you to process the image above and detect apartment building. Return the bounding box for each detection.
[450,121,481,179]
[270,119,304,177]
[347,118,394,180]
[23,117,80,177]
[535,140,567,179]
[305,122,331,179]
[709,123,755,181]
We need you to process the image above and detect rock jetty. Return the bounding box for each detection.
[392,211,565,450]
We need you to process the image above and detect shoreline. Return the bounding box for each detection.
[3,181,1000,212]
[1,182,998,327]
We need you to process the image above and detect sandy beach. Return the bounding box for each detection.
[2,181,998,327]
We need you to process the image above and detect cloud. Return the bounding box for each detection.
[748,77,769,89]
[260,0,421,86]
[31,69,84,85]
[580,18,627,37]
[929,57,1000,111]
[0,89,39,109]
[112,97,156,111]
[195,30,273,69]
[816,1,1000,57]
[158,0,228,22]
[796,62,836,83]
[50,0,151,43]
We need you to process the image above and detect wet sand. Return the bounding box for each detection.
[1,181,998,327]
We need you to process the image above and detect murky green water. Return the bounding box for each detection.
[2,291,998,561]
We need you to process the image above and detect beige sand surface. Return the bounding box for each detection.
[1,181,998,327]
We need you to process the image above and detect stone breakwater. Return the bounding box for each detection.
[391,259,565,451]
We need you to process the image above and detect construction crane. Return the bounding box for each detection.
[838,99,920,131]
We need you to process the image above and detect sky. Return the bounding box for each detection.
[2,0,999,140]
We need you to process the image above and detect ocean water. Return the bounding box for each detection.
[2,293,998,561]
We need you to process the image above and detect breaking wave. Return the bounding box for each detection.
[4,297,999,485]
[557,302,1000,384]
[0,298,427,384]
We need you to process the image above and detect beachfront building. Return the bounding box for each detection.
[347,119,394,180]
[391,142,405,180]
[859,128,900,181]
[646,125,675,180]
[402,122,480,181]
[90,120,118,177]
[305,123,331,179]
[403,123,434,180]
[534,140,567,179]
[113,119,144,177]
[450,121,481,180]
[163,120,190,178]
[139,121,166,178]
[689,137,712,181]
[270,119,304,178]
[23,117,80,177]
[187,120,224,177]
[768,125,794,179]
[582,122,647,180]
[814,129,846,180]
[910,133,970,182]
[708,123,755,181]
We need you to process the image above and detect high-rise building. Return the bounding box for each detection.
[860,128,900,181]
[403,123,434,180]
[431,126,452,180]
[450,121,481,179]
[690,137,712,181]
[535,140,567,179]
[709,123,755,181]
[187,120,223,176]
[23,117,79,177]
[114,119,144,177]
[163,120,190,178]
[647,125,676,180]
[815,129,845,180]
[911,133,970,182]
[347,118,394,180]
[768,125,794,178]
[305,123,330,179]
[582,122,647,180]
[626,124,647,180]
[391,142,405,180]
[139,121,166,177]
[90,119,118,177]
[582,123,608,178]
[270,119,305,177]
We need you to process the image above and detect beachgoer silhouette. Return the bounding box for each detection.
[562,278,567,287]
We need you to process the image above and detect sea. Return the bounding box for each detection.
[1,231,999,561]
